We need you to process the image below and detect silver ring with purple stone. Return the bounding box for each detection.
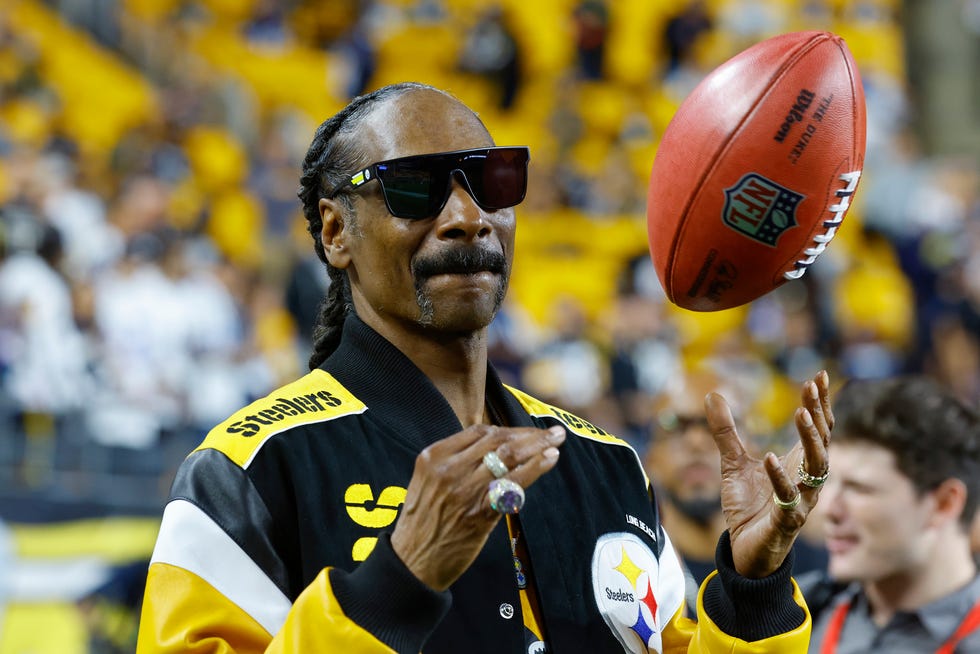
[488,478,525,514]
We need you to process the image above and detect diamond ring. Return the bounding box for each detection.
[797,460,829,488]
[483,451,509,479]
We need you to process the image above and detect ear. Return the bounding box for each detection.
[319,197,352,269]
[928,478,968,529]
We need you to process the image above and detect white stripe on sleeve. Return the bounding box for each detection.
[150,499,292,636]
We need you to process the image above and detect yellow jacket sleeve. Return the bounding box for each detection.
[137,562,395,653]
[658,529,812,654]
[657,572,811,653]
[136,500,450,654]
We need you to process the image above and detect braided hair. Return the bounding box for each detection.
[298,82,445,370]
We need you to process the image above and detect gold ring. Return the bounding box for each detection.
[797,460,829,488]
[773,491,801,510]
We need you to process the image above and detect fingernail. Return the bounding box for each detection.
[809,382,819,399]
[801,408,813,426]
[548,426,566,442]
[543,447,560,460]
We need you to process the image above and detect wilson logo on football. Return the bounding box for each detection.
[783,170,861,280]
[722,173,804,247]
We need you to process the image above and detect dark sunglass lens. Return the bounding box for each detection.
[377,161,442,219]
[467,149,527,209]
[377,148,528,218]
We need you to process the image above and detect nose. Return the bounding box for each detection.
[436,172,493,242]
[821,478,846,523]
[683,424,715,452]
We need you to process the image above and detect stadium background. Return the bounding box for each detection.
[0,0,977,651]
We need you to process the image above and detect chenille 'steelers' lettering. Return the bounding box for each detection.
[784,170,861,280]
[551,409,608,437]
[199,370,368,469]
[225,391,346,437]
[505,385,634,451]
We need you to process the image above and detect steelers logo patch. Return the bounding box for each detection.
[590,532,684,654]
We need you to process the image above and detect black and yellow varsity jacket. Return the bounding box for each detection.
[137,315,812,653]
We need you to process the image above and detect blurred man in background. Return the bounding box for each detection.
[800,376,980,653]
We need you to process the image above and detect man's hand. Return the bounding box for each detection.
[390,424,565,591]
[706,370,833,578]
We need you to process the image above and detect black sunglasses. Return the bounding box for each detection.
[329,146,530,220]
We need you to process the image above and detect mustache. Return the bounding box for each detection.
[412,246,507,279]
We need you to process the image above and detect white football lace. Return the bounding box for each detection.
[783,170,861,280]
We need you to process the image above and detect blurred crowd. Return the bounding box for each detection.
[0,0,978,516]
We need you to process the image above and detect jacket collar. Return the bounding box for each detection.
[320,313,531,450]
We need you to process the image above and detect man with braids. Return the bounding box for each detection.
[799,376,980,653]
[137,82,835,653]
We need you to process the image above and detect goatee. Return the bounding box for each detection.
[412,246,509,325]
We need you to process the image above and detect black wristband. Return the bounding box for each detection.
[701,530,806,641]
[329,533,452,653]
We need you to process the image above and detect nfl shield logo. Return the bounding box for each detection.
[722,173,804,247]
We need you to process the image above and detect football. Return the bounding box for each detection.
[646,31,867,311]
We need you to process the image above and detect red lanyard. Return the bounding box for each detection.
[820,595,980,654]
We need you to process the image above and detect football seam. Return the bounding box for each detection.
[774,156,849,279]
[774,37,863,280]
[837,35,864,166]
[664,32,834,302]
